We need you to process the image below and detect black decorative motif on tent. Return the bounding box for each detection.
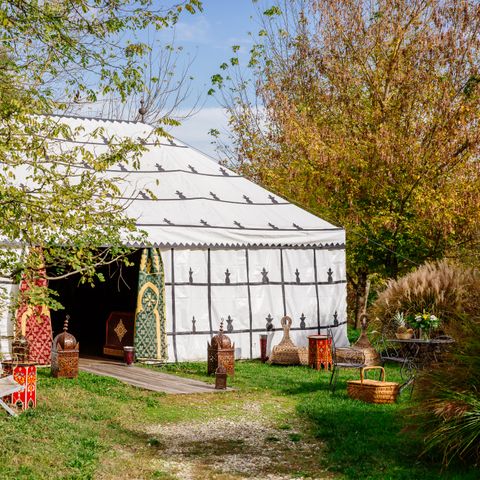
[209,191,220,200]
[155,163,165,171]
[327,268,333,283]
[175,190,186,199]
[192,316,196,333]
[163,218,174,225]
[333,311,339,326]
[268,223,279,230]
[295,268,301,284]
[268,195,279,204]
[234,221,244,229]
[167,323,349,337]
[266,314,273,331]
[188,164,198,173]
[293,223,303,230]
[219,167,229,176]
[261,268,269,283]
[243,195,253,204]
[200,219,211,226]
[300,313,306,329]
[226,315,233,333]
[225,269,231,284]
[189,268,194,284]
[137,222,344,233]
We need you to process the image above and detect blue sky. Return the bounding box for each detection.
[166,1,270,157]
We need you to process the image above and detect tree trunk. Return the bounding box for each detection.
[385,250,400,279]
[354,270,370,329]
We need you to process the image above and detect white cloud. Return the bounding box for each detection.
[169,106,230,159]
[174,16,212,44]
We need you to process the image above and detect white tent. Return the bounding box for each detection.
[0,115,348,362]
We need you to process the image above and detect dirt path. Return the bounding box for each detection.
[141,402,335,480]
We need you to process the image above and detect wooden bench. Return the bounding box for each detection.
[0,375,24,416]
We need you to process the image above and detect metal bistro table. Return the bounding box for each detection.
[387,336,455,389]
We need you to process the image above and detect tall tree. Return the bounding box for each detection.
[0,1,202,306]
[213,0,480,325]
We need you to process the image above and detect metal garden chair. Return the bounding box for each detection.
[377,335,416,393]
[328,328,366,393]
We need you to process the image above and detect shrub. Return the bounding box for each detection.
[371,260,480,334]
[410,317,480,466]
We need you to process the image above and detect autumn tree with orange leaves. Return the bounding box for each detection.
[213,0,480,325]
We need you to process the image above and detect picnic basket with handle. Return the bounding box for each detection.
[347,366,400,404]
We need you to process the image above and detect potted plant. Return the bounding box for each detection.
[393,312,414,339]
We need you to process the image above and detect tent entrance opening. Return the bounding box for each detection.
[49,250,141,357]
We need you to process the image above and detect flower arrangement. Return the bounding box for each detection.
[404,311,441,339]
[391,310,441,339]
[408,311,441,331]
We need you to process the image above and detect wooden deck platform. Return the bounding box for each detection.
[79,357,220,394]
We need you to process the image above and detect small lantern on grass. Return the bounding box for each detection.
[51,315,79,379]
[215,365,227,390]
[207,320,235,376]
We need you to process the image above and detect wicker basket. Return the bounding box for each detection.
[395,332,413,340]
[270,346,304,365]
[298,347,309,366]
[347,366,400,404]
[351,330,381,366]
[269,316,308,366]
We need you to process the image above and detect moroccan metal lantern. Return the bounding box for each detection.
[207,320,235,377]
[51,315,79,378]
[215,365,228,390]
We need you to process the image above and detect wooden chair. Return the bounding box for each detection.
[0,375,24,416]
[328,328,366,393]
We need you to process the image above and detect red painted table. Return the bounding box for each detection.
[1,361,37,410]
[308,335,332,370]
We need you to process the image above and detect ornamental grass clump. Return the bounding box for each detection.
[410,318,480,467]
[371,260,479,335]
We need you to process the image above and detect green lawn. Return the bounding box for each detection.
[0,361,476,479]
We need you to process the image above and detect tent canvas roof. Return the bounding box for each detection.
[16,115,345,248]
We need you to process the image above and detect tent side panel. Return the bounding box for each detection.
[0,278,18,361]
[159,246,347,362]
